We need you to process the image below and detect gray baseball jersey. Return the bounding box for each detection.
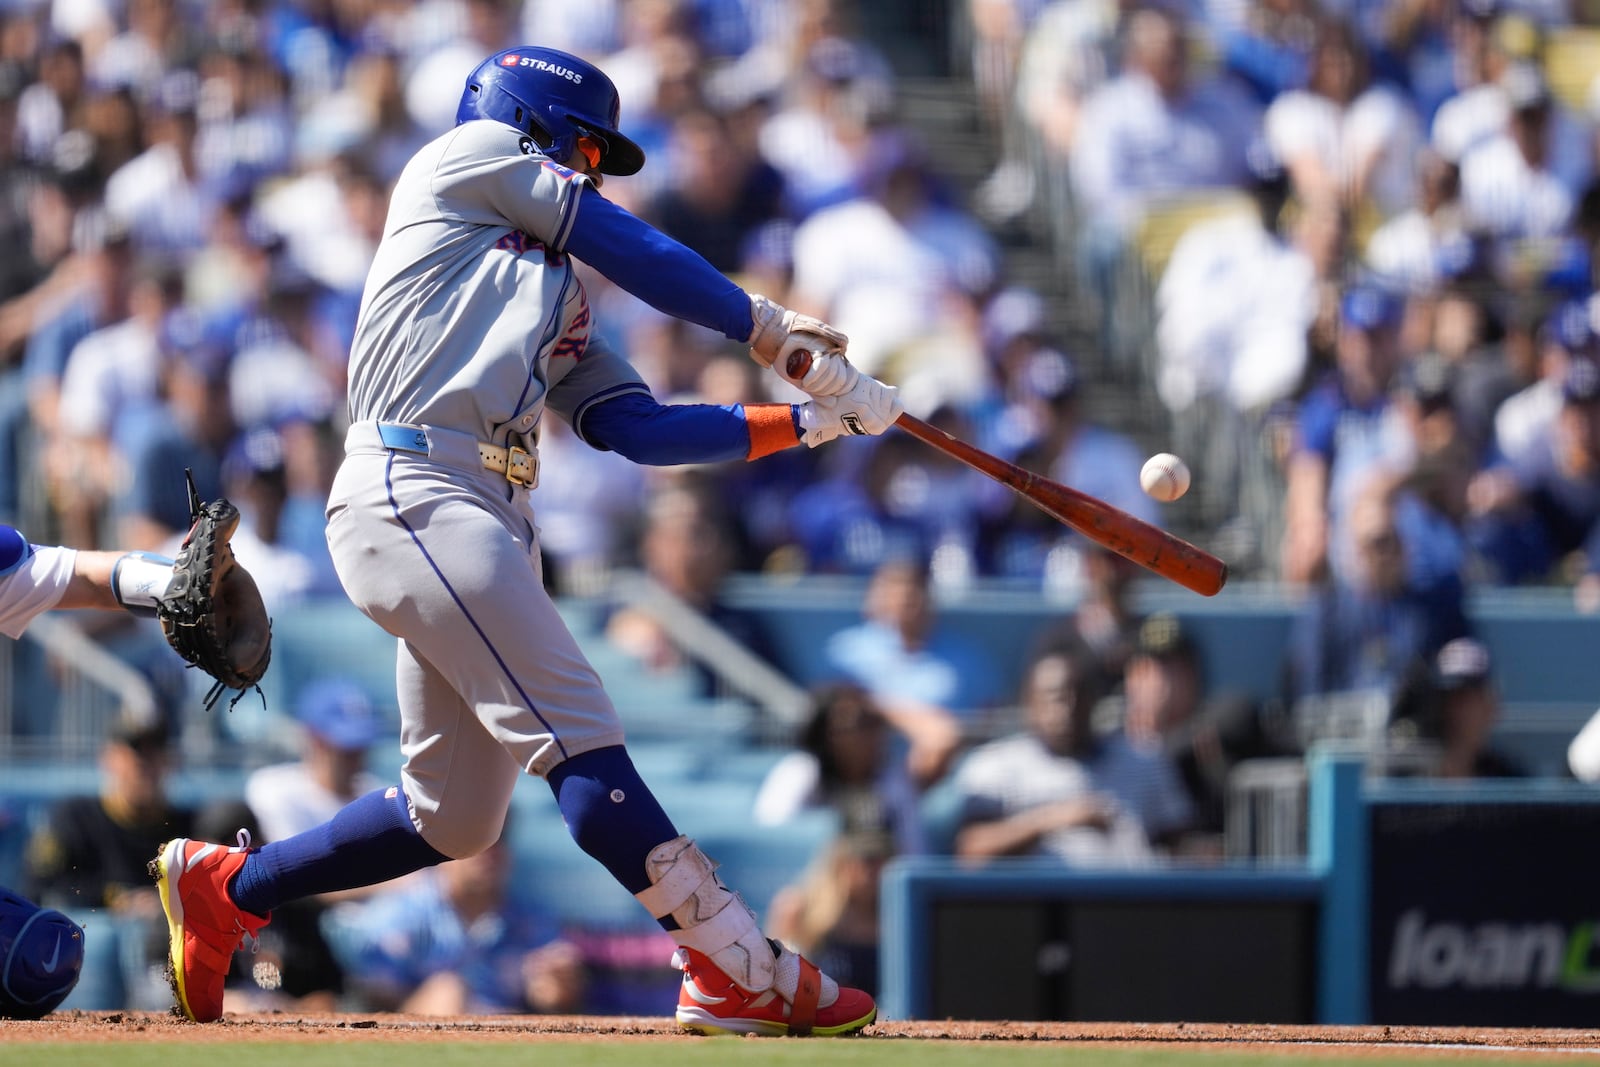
[330,121,647,858]
[347,120,647,447]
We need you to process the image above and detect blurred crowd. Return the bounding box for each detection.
[7,0,1600,1017]
[977,0,1600,602]
[0,0,1592,619]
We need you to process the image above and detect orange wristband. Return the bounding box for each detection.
[744,403,800,460]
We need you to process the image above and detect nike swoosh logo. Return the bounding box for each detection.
[41,934,61,974]
[682,975,727,1006]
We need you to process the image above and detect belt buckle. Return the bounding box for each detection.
[505,445,537,488]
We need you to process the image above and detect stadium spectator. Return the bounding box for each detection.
[1155,149,1337,538]
[1363,148,1467,297]
[643,106,786,274]
[824,556,1003,729]
[767,827,894,999]
[1071,5,1261,230]
[1027,541,1146,689]
[321,826,587,1016]
[1281,282,1410,585]
[1470,356,1600,592]
[974,348,1157,587]
[111,312,231,551]
[1263,18,1423,221]
[104,70,215,256]
[1400,240,1523,465]
[527,412,649,597]
[1110,613,1276,842]
[1493,298,1595,469]
[1008,0,1122,181]
[788,130,998,383]
[1397,635,1518,778]
[23,714,195,1010]
[144,426,330,616]
[1069,3,1260,342]
[402,0,520,137]
[603,481,774,695]
[953,641,1189,865]
[1382,353,1481,587]
[240,677,387,1010]
[15,39,87,167]
[757,33,895,220]
[1458,63,1580,241]
[1285,480,1476,727]
[225,263,337,434]
[1156,145,1316,423]
[49,256,185,549]
[753,682,936,854]
[787,413,983,577]
[1430,15,1592,211]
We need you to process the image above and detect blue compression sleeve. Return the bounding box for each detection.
[582,391,796,465]
[566,192,753,343]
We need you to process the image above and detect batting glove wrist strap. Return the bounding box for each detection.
[797,376,903,447]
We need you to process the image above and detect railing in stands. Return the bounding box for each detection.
[0,615,157,763]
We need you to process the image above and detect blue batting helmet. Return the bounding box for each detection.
[0,888,84,1019]
[456,47,645,176]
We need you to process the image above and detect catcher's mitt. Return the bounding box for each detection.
[157,473,273,709]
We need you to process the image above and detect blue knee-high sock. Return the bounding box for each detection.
[229,787,448,917]
[547,745,680,924]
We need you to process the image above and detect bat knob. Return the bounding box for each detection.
[786,350,812,381]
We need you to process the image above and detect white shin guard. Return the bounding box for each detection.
[636,836,775,994]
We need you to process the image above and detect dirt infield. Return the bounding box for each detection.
[6,1012,1600,1055]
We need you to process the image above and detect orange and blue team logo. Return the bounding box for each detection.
[551,291,590,361]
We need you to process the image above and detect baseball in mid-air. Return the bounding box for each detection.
[1140,453,1191,503]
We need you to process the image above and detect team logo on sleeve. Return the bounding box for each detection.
[551,291,591,361]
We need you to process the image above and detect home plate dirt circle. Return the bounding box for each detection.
[5,1013,1600,1055]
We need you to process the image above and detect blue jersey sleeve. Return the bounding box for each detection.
[565,192,754,343]
[0,525,32,576]
[581,391,797,466]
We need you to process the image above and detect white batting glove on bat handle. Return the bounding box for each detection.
[797,375,903,447]
[789,351,859,396]
[748,293,848,380]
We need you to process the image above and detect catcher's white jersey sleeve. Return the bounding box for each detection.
[346,119,647,449]
[0,526,74,639]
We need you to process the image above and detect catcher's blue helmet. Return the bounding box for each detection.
[0,889,84,1019]
[456,46,645,176]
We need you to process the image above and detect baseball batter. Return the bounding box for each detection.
[0,521,207,1018]
[152,46,899,1036]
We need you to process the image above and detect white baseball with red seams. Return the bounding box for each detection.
[1140,453,1192,503]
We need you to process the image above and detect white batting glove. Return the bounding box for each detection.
[748,293,848,377]
[784,351,860,397]
[797,374,904,447]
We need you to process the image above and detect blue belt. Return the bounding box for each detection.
[377,423,431,454]
[372,421,539,489]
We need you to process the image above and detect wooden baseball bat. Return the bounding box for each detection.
[787,352,1229,597]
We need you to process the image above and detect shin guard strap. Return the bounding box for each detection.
[671,895,759,958]
[790,956,821,1036]
[637,836,716,919]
